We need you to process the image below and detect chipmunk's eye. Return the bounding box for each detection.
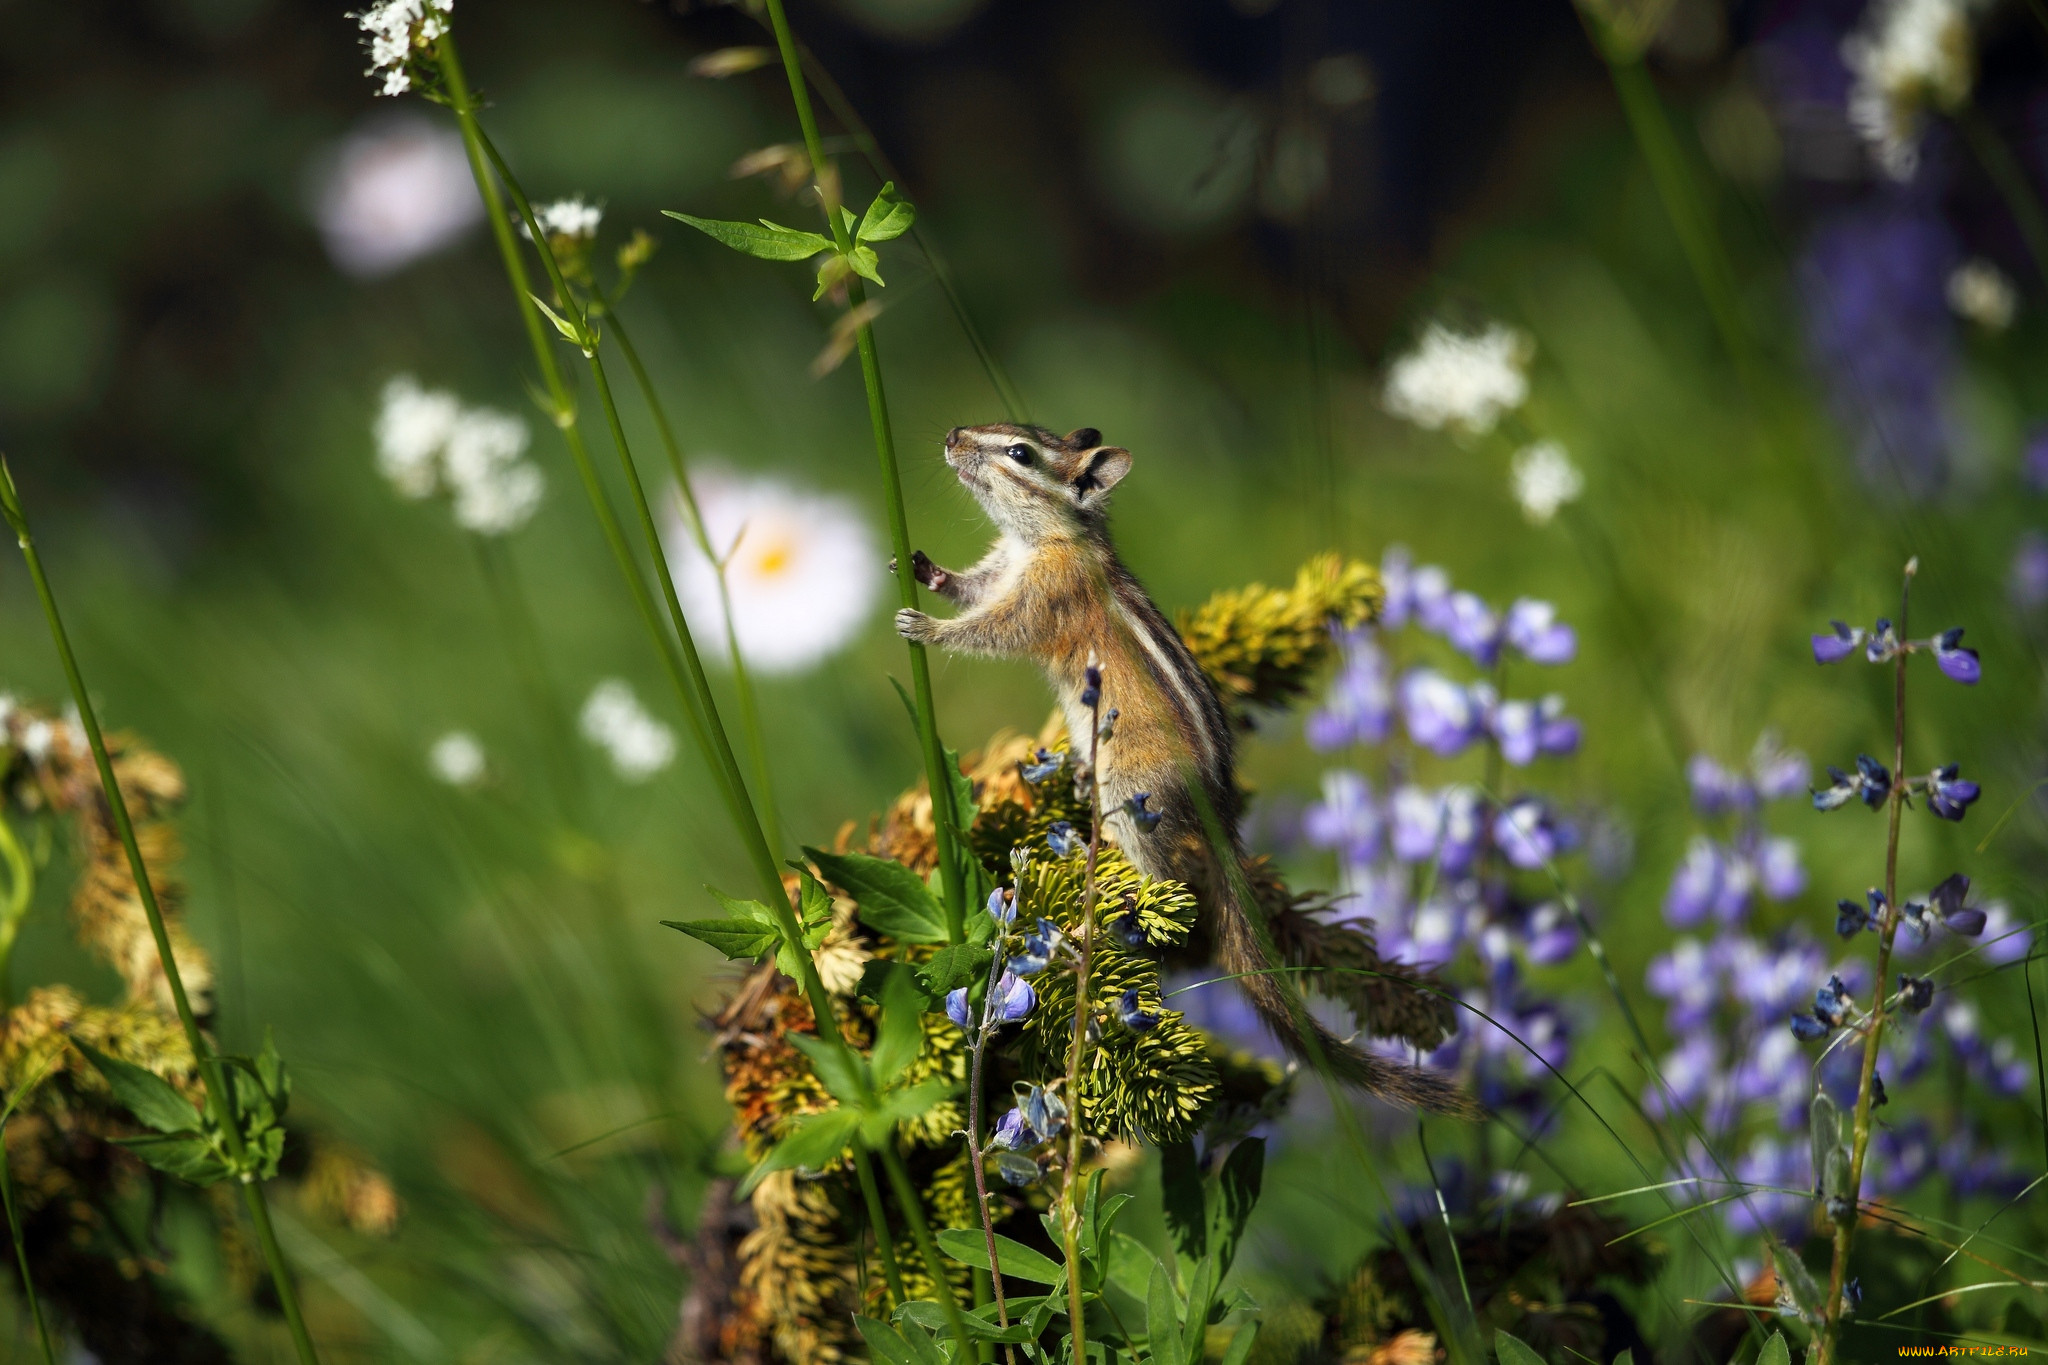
[1005,443,1034,465]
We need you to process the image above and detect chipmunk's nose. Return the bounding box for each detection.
[944,427,965,451]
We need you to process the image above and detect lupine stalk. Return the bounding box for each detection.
[756,0,971,942]
[1059,666,1108,1364]
[0,458,323,1365]
[1817,561,1917,1364]
[430,32,926,1301]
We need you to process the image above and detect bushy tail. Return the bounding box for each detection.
[1211,882,1477,1117]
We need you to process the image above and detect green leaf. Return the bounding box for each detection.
[1180,1256,1217,1358]
[857,1315,925,1365]
[845,244,884,288]
[738,1106,860,1197]
[871,965,926,1087]
[1159,1140,1206,1272]
[74,1043,201,1135]
[1218,1322,1259,1365]
[664,212,832,262]
[805,848,948,944]
[786,1032,870,1106]
[936,1228,1066,1285]
[1757,1333,1790,1365]
[253,1027,289,1112]
[859,958,938,1009]
[1611,1354,1635,1365]
[1105,1231,1166,1302]
[661,917,778,960]
[938,742,978,837]
[1207,1137,1264,1279]
[116,1132,231,1185]
[527,293,587,348]
[1495,1330,1546,1365]
[1146,1262,1186,1365]
[793,864,834,932]
[860,1079,958,1145]
[858,183,918,243]
[918,944,993,997]
[896,1299,1034,1343]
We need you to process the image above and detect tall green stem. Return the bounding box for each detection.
[591,290,782,845]
[756,0,969,944]
[0,460,322,1365]
[1060,692,1106,1365]
[1818,560,1916,1365]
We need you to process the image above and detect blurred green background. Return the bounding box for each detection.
[3,0,2046,1359]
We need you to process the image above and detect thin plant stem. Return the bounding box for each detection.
[878,1141,973,1346]
[1,1047,63,1365]
[756,0,970,942]
[0,458,323,1365]
[1819,559,1917,1365]
[1060,677,1107,1365]
[963,937,1015,1359]
[853,1142,908,1306]
[590,284,784,845]
[432,34,917,1286]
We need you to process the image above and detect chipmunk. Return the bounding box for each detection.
[895,424,1470,1115]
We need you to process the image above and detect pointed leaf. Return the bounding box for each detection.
[1159,1140,1207,1271]
[1611,1354,1635,1365]
[662,918,778,960]
[846,244,884,288]
[1146,1262,1186,1365]
[860,1080,957,1145]
[858,183,918,243]
[918,944,992,998]
[786,1031,870,1105]
[1219,1322,1259,1365]
[871,961,926,1086]
[74,1043,201,1135]
[1495,1331,1546,1365]
[936,1227,1066,1285]
[1758,1333,1791,1365]
[1180,1255,1218,1359]
[1207,1137,1264,1278]
[896,1299,1034,1343]
[860,958,939,1009]
[738,1105,860,1196]
[1105,1231,1166,1302]
[254,1027,289,1111]
[663,212,832,262]
[527,293,586,347]
[116,1132,232,1185]
[805,847,948,943]
[857,1315,924,1365]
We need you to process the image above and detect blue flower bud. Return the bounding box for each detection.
[1931,627,1980,684]
[1835,897,1870,938]
[1929,871,1984,933]
[1123,791,1162,833]
[1925,765,1980,821]
[1019,748,1065,784]
[993,1150,1040,1186]
[945,987,971,1030]
[986,886,1017,925]
[991,971,1035,1024]
[1791,1012,1832,1041]
[1898,974,1934,1013]
[1117,988,1160,1032]
[1865,618,1900,663]
[1814,974,1851,1027]
[1046,821,1082,857]
[1812,619,1864,664]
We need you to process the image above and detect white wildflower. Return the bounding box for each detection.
[524,197,604,243]
[1382,321,1532,437]
[1842,0,1978,182]
[580,680,676,782]
[357,0,453,98]
[428,731,486,787]
[660,468,883,674]
[1946,257,2016,330]
[19,721,52,764]
[1509,440,1584,524]
[311,116,481,278]
[372,378,543,534]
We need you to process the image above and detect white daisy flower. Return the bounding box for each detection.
[1382,321,1532,437]
[428,731,486,787]
[523,197,604,243]
[371,378,543,535]
[311,116,480,278]
[1946,258,2016,330]
[356,0,453,98]
[580,680,677,782]
[1842,0,1978,182]
[1509,440,1584,524]
[661,469,883,674]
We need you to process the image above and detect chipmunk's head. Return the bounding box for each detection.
[942,424,1131,539]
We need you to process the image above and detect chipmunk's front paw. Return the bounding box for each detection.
[895,608,938,642]
[909,550,950,592]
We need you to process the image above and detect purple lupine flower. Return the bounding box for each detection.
[1929,628,1980,684]
[2010,531,2048,609]
[1007,918,1063,976]
[1755,836,1806,900]
[1378,545,1416,628]
[1411,563,1456,634]
[1791,1010,1831,1040]
[987,886,1016,925]
[1387,785,1445,864]
[1536,695,1581,756]
[1812,619,1865,664]
[946,987,971,1029]
[1837,896,1873,938]
[1647,937,1721,1032]
[1687,755,1749,815]
[1650,1032,1722,1115]
[1941,1131,2029,1199]
[1797,203,1958,497]
[1814,755,1890,810]
[1333,859,1409,928]
[1406,895,1467,965]
[991,971,1035,1024]
[1123,791,1162,833]
[1898,974,1934,1013]
[1865,618,1901,663]
[1664,837,1724,928]
[1928,871,1985,934]
[1974,901,2034,965]
[1400,668,1481,755]
[1869,1122,1936,1197]
[1750,733,1811,801]
[1724,1137,1812,1239]
[1711,851,1756,925]
[994,1083,1068,1150]
[1521,900,1579,964]
[1493,797,1565,869]
[1020,747,1065,784]
[1116,988,1159,1032]
[1813,974,1852,1027]
[1306,628,1393,750]
[1442,591,1502,665]
[1503,598,1577,664]
[1730,935,1831,1022]
[1437,786,1485,875]
[1924,765,1980,821]
[1491,699,1543,766]
[1046,821,1083,857]
[1303,770,1382,864]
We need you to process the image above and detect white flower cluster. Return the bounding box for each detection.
[428,730,486,787]
[660,469,882,674]
[358,0,453,98]
[580,680,676,782]
[1382,321,1532,437]
[373,376,543,535]
[1509,440,1584,524]
[1842,0,1978,182]
[1946,258,2016,330]
[524,197,603,242]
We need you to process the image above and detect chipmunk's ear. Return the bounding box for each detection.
[1065,427,1101,449]
[1069,444,1131,503]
